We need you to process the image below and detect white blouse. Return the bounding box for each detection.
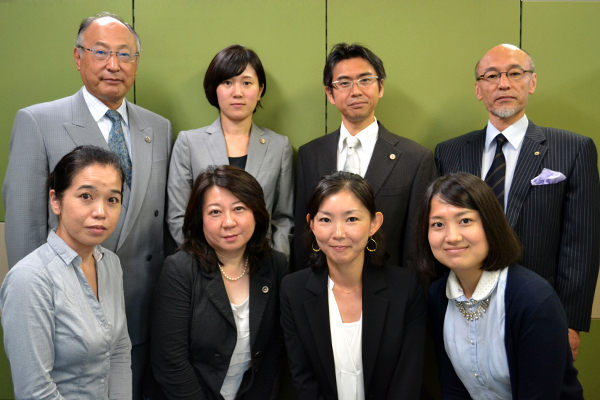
[328,277,365,400]
[220,296,252,400]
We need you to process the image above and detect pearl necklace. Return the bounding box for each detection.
[219,256,249,281]
[455,295,491,321]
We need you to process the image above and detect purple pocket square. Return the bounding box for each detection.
[531,168,566,186]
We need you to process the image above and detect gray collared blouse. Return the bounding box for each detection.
[0,230,131,399]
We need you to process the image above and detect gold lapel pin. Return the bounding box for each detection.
[260,138,266,144]
[262,286,269,293]
[145,137,151,143]
[534,151,540,156]
[389,154,396,160]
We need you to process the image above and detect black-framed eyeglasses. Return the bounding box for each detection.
[78,46,139,63]
[476,67,534,84]
[331,76,379,90]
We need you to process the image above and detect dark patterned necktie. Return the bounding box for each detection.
[105,109,132,187]
[485,134,508,210]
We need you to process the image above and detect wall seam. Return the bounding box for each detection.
[325,0,328,135]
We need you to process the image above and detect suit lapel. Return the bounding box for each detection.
[245,123,267,177]
[204,269,236,328]
[248,264,272,349]
[364,123,400,197]
[462,128,486,177]
[203,118,231,166]
[361,265,389,392]
[64,89,110,149]
[303,268,337,392]
[317,130,340,178]
[506,122,547,227]
[117,103,153,249]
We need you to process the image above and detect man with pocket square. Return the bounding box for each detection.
[435,44,600,360]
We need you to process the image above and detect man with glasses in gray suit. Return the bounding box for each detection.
[435,44,600,361]
[2,12,173,398]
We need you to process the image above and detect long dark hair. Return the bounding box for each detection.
[181,165,271,273]
[416,173,521,277]
[304,171,385,270]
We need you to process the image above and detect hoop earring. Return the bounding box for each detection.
[312,241,321,252]
[366,236,377,252]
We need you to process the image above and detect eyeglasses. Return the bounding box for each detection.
[78,46,139,63]
[331,76,379,90]
[476,67,534,84]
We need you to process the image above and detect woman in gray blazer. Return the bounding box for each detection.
[151,165,287,400]
[167,45,294,258]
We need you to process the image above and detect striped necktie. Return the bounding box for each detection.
[105,109,132,188]
[485,134,508,210]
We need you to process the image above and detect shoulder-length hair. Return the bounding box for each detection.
[181,165,271,274]
[304,171,385,270]
[416,173,521,278]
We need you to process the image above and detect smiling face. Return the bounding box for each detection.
[326,57,384,134]
[216,64,264,125]
[475,44,537,130]
[74,17,139,110]
[309,189,382,271]
[50,164,123,256]
[202,185,256,258]
[428,196,489,279]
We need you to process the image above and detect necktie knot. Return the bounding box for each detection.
[346,135,360,149]
[105,109,121,123]
[495,133,507,147]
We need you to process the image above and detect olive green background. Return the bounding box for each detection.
[1,0,599,398]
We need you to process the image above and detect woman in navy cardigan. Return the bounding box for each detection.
[416,173,582,399]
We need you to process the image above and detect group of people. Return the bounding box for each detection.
[0,10,598,400]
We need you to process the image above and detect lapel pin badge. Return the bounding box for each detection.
[262,286,269,293]
[145,137,151,143]
[389,154,396,160]
[534,151,540,156]
[260,138,266,144]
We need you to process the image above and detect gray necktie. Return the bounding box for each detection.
[105,109,132,188]
[344,136,361,175]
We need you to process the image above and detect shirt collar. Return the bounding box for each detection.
[446,269,501,301]
[47,229,105,265]
[338,117,379,153]
[485,114,528,151]
[82,86,129,126]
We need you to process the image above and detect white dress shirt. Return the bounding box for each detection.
[82,86,132,158]
[481,115,529,210]
[337,118,379,178]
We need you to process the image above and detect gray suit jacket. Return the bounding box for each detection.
[293,122,437,272]
[2,88,173,345]
[167,117,294,258]
[435,121,600,332]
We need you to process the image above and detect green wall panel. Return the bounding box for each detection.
[522,1,600,162]
[134,1,326,150]
[326,0,520,150]
[0,1,133,222]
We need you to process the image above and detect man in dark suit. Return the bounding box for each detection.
[294,43,437,272]
[2,13,173,397]
[435,44,600,360]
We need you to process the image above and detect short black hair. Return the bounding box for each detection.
[203,44,266,112]
[416,173,521,277]
[323,42,386,89]
[181,165,271,274]
[304,171,385,270]
[48,145,124,200]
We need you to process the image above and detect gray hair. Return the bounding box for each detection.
[75,12,141,55]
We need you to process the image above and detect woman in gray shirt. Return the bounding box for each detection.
[0,146,132,399]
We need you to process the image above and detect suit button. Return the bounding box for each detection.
[254,351,262,358]
[147,255,152,261]
[155,210,159,217]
